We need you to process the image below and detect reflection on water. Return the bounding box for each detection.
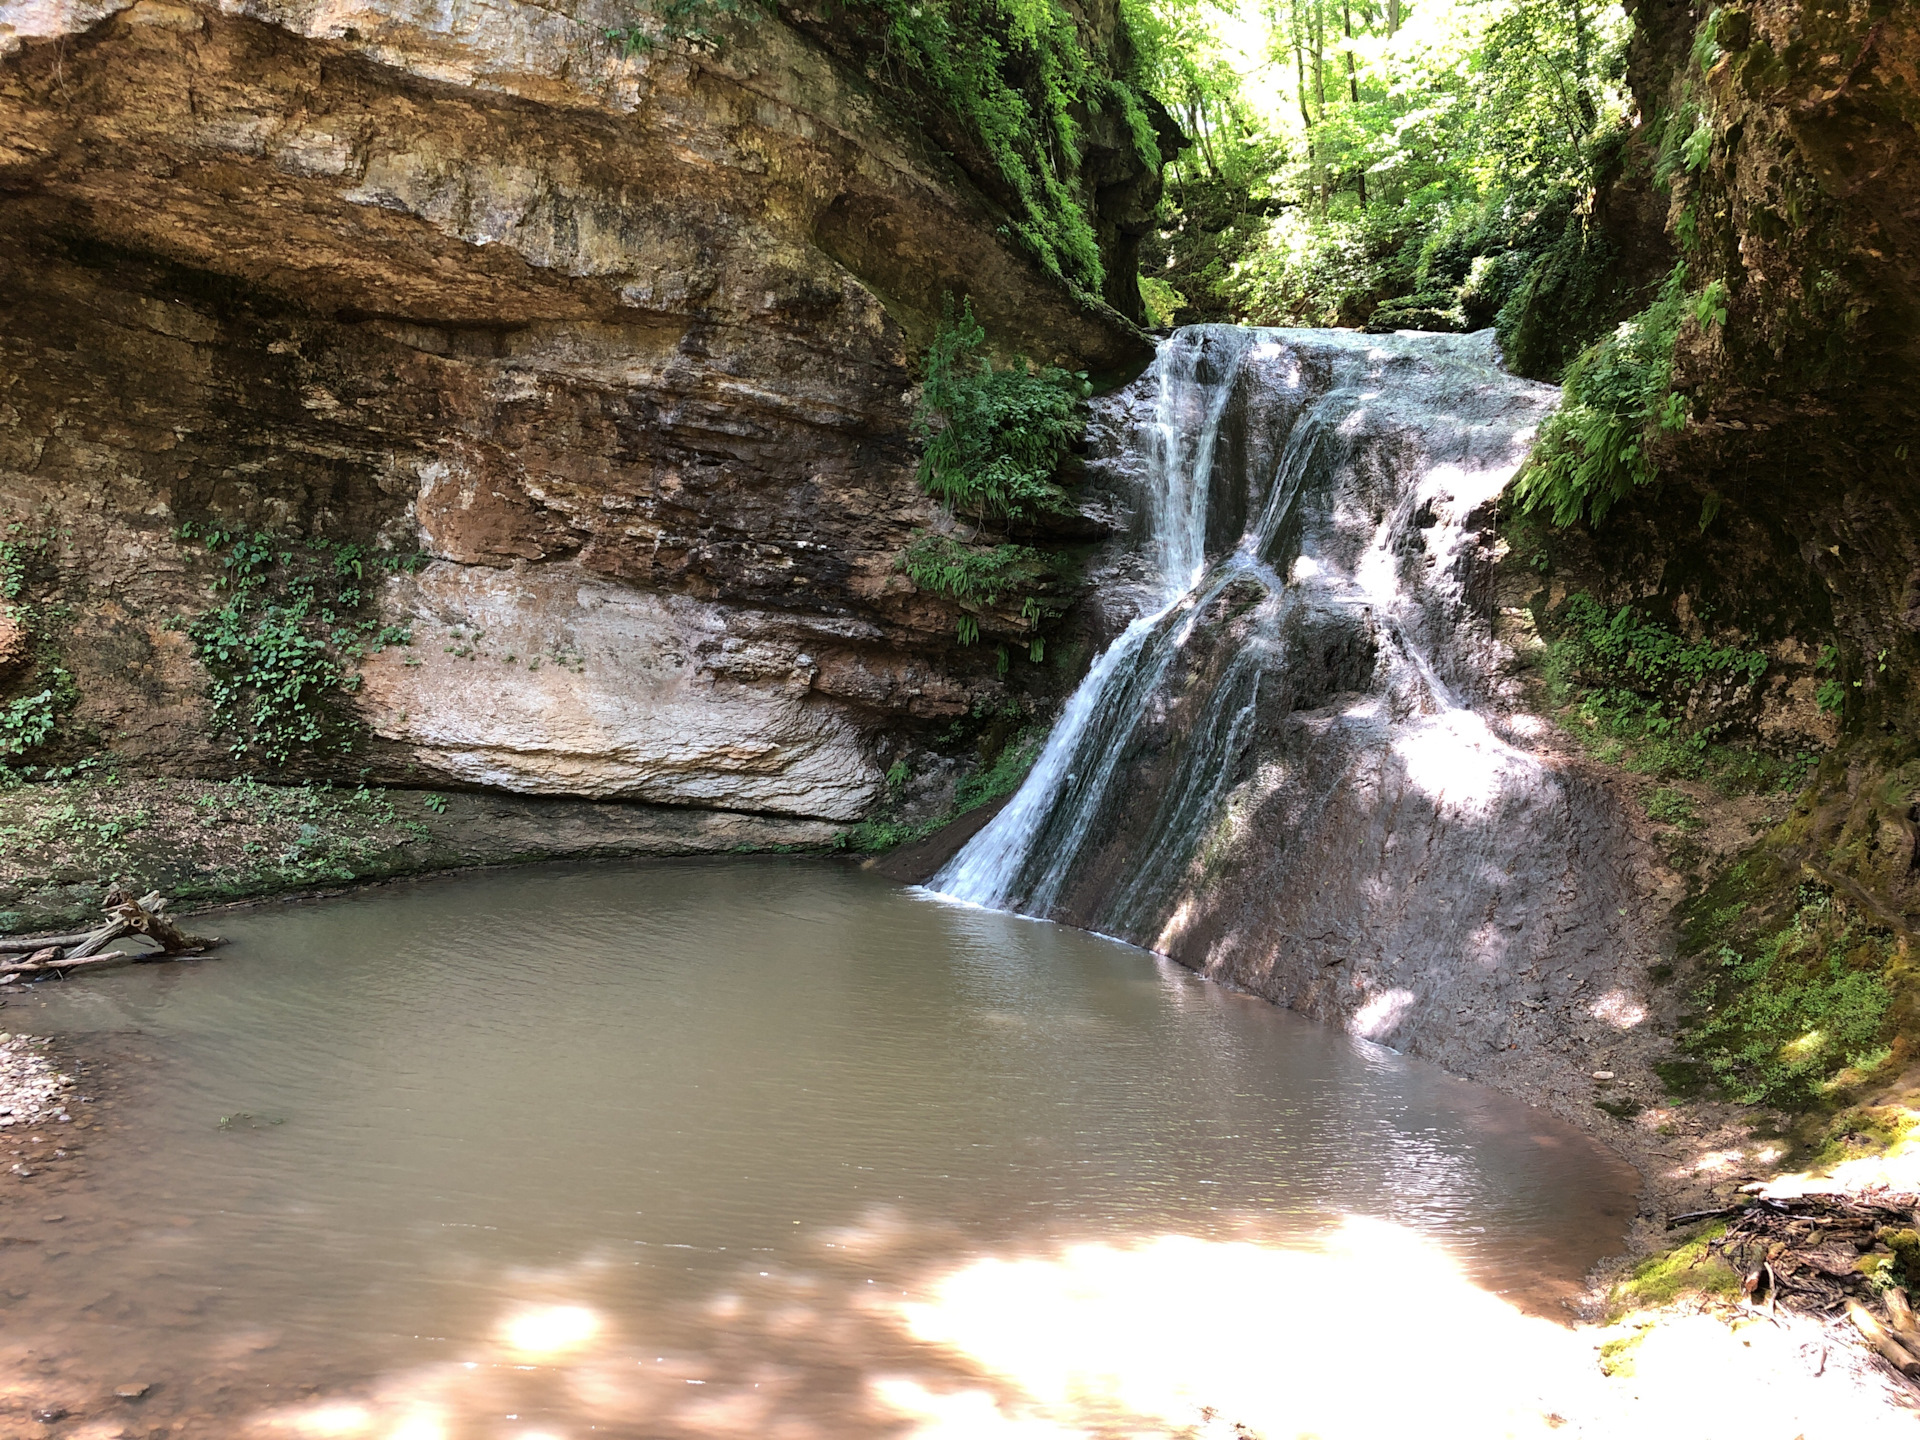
[3,859,1636,1436]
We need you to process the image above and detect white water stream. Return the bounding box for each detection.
[931,326,1554,943]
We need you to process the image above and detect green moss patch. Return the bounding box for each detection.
[1609,1223,1742,1318]
[1682,884,1896,1107]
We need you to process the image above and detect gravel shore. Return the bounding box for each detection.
[0,1030,73,1132]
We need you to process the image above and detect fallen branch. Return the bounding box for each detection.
[1850,1301,1920,1379]
[0,931,94,954]
[104,889,218,954]
[0,947,173,980]
[0,890,222,981]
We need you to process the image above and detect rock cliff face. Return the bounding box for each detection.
[1525,0,1920,929]
[0,0,1149,821]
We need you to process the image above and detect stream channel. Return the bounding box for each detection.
[4,858,1635,1437]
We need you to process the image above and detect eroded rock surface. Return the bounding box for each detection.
[0,0,1147,817]
[932,328,1677,1138]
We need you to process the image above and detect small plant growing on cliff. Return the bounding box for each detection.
[902,301,1081,648]
[899,535,1053,605]
[0,676,70,762]
[0,526,78,770]
[1543,592,1771,780]
[915,298,1089,520]
[605,0,765,56]
[175,525,419,768]
[1513,263,1695,527]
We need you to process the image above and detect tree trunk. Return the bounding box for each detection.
[1311,0,1328,206]
[1343,1,1366,205]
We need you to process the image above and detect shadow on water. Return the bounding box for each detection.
[2,859,1636,1437]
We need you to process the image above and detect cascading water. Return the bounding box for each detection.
[929,325,1659,1068]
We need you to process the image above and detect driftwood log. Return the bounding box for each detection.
[0,891,221,980]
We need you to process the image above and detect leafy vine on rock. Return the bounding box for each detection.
[171,525,420,768]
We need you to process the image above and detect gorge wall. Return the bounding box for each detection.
[0,0,1152,825]
[1516,0,1920,945]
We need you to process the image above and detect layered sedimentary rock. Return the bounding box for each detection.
[0,0,1148,819]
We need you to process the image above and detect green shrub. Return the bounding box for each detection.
[954,724,1044,811]
[1513,263,1696,527]
[915,299,1087,520]
[898,535,1055,646]
[899,535,1051,604]
[1139,274,1186,327]
[835,723,1044,852]
[1494,215,1626,381]
[1558,592,1766,696]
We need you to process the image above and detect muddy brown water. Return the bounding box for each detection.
[1,859,1636,1437]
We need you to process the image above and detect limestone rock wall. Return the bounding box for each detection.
[0,0,1148,820]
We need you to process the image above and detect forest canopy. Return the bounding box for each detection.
[1126,0,1635,354]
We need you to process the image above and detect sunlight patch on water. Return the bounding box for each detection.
[246,1221,1594,1439]
[501,1305,600,1358]
[887,1219,1584,1438]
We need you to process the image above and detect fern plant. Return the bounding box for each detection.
[915,298,1088,520]
[1514,263,1696,526]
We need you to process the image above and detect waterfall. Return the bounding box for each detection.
[929,326,1568,1002]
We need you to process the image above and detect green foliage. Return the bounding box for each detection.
[1684,885,1896,1105]
[1556,590,1767,695]
[0,675,69,761]
[1158,0,1633,339]
[1680,114,1715,173]
[899,536,1052,607]
[955,723,1044,811]
[915,299,1087,520]
[174,524,419,767]
[1540,591,1791,785]
[1493,206,1626,379]
[1815,644,1847,714]
[1139,273,1187,327]
[830,0,1162,296]
[1646,787,1701,829]
[835,723,1045,852]
[1513,264,1695,527]
[605,0,765,55]
[0,527,35,601]
[0,526,76,768]
[905,302,1080,650]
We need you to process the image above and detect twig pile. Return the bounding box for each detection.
[1693,1191,1920,1380]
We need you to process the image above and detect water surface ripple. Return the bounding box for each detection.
[4,860,1635,1436]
